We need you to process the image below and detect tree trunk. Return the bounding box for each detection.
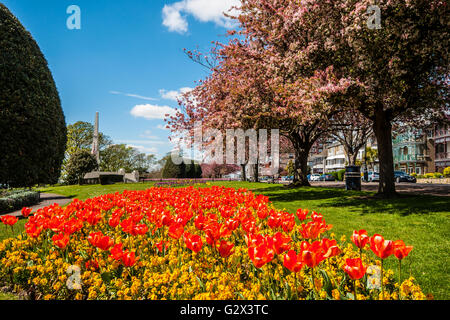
[373,106,397,197]
[252,160,259,182]
[293,146,311,187]
[241,164,247,181]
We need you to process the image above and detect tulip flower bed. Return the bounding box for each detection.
[0,186,425,300]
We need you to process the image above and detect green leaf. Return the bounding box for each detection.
[319,269,333,298]
[101,272,113,284]
[78,249,89,260]
[195,275,205,292]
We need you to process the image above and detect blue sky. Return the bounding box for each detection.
[2,0,239,158]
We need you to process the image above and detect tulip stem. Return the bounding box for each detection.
[294,272,298,300]
[398,260,402,300]
[380,259,384,300]
[311,267,318,300]
[354,280,357,301]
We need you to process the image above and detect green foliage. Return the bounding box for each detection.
[0,4,67,187]
[161,156,201,179]
[328,172,339,181]
[286,160,295,176]
[337,169,346,182]
[194,163,203,179]
[162,156,185,179]
[66,121,112,158]
[100,144,154,173]
[444,167,450,178]
[0,190,40,214]
[433,172,443,179]
[61,121,112,180]
[65,150,98,185]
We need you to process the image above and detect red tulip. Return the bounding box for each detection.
[25,223,42,238]
[301,241,326,268]
[296,208,309,221]
[21,207,32,218]
[343,258,367,280]
[393,240,413,260]
[267,214,282,229]
[273,232,291,255]
[52,233,70,249]
[248,236,275,268]
[299,221,330,240]
[184,232,203,253]
[88,232,114,251]
[110,243,124,261]
[133,223,149,235]
[283,250,304,272]
[281,214,296,233]
[85,259,99,271]
[322,238,341,258]
[217,240,234,258]
[120,218,136,235]
[168,223,184,240]
[225,218,240,231]
[122,250,138,267]
[62,219,83,235]
[155,240,169,253]
[352,230,369,249]
[0,215,18,226]
[108,215,121,228]
[85,211,102,226]
[370,234,394,259]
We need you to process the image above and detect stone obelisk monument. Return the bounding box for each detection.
[91,112,100,164]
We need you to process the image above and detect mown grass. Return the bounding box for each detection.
[1,181,448,299]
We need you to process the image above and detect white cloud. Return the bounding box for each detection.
[117,139,167,146]
[159,87,193,101]
[157,124,170,130]
[127,144,159,155]
[139,130,160,140]
[162,2,188,33]
[110,91,158,101]
[162,0,240,34]
[130,104,177,120]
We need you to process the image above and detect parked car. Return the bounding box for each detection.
[310,174,321,181]
[321,174,336,181]
[367,171,380,182]
[394,171,417,183]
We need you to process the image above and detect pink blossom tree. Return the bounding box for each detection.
[232,0,449,196]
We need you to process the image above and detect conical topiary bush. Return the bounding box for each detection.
[0,4,67,187]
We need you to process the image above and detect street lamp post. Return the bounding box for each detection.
[364,142,369,182]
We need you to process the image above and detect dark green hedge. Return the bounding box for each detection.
[0,4,67,187]
[0,190,40,214]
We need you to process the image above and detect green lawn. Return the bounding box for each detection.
[1,182,449,299]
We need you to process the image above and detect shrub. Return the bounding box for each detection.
[424,173,434,179]
[65,151,98,185]
[328,171,339,181]
[337,169,346,181]
[444,167,450,178]
[0,190,40,214]
[0,4,67,188]
[433,172,443,179]
[162,156,186,179]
